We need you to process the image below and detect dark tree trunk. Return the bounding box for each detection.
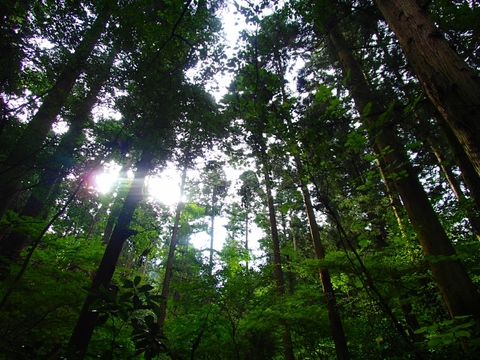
[157,164,187,328]
[67,150,153,358]
[0,8,111,219]
[374,0,480,177]
[430,144,480,240]
[285,109,350,357]
[258,147,295,360]
[300,178,350,359]
[374,150,408,237]
[209,187,216,271]
[326,18,480,319]
[0,51,116,264]
[436,115,480,214]
[101,160,132,245]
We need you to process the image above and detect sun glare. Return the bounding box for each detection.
[147,175,181,206]
[95,161,123,194]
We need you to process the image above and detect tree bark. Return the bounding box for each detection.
[436,114,480,213]
[101,160,132,245]
[0,50,116,263]
[374,0,480,178]
[209,186,216,271]
[245,210,249,270]
[0,8,111,219]
[300,178,350,359]
[430,144,480,240]
[284,108,350,356]
[326,17,480,319]
[157,164,187,328]
[67,150,153,358]
[259,148,295,360]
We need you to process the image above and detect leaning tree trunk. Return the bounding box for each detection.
[374,0,480,178]
[429,142,480,240]
[326,18,480,319]
[157,164,187,328]
[281,102,350,357]
[0,50,116,264]
[257,146,295,360]
[100,162,132,245]
[435,114,480,214]
[0,7,112,219]
[299,176,350,359]
[68,149,153,358]
[272,49,349,356]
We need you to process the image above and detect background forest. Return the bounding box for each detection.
[1,0,480,359]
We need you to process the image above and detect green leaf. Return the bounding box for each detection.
[280,203,292,214]
[133,295,142,309]
[454,330,470,338]
[363,102,372,116]
[427,338,445,347]
[123,279,134,289]
[150,304,161,318]
[358,239,369,248]
[454,322,473,330]
[138,284,154,293]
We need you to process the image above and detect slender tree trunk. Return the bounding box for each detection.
[101,161,132,244]
[433,148,464,200]
[435,114,480,212]
[326,18,480,319]
[245,210,249,270]
[430,144,480,240]
[68,150,153,358]
[157,164,187,328]
[209,187,216,272]
[374,0,480,177]
[260,154,295,360]
[318,192,417,352]
[0,51,116,263]
[372,144,408,237]
[285,115,349,356]
[300,179,350,359]
[0,8,112,219]
[272,48,348,356]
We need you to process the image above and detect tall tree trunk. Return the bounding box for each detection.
[101,161,132,245]
[259,148,295,360]
[435,114,480,213]
[374,0,480,178]
[0,8,112,219]
[318,192,417,352]
[209,187,216,272]
[300,176,350,359]
[283,103,350,357]
[245,210,249,270]
[0,50,116,264]
[157,164,187,328]
[430,143,480,240]
[374,154,407,238]
[326,17,480,319]
[68,150,153,358]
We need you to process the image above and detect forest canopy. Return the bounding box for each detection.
[1,0,480,359]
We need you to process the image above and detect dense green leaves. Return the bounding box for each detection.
[1,0,480,359]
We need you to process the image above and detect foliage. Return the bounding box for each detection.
[1,0,480,359]
[86,275,166,359]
